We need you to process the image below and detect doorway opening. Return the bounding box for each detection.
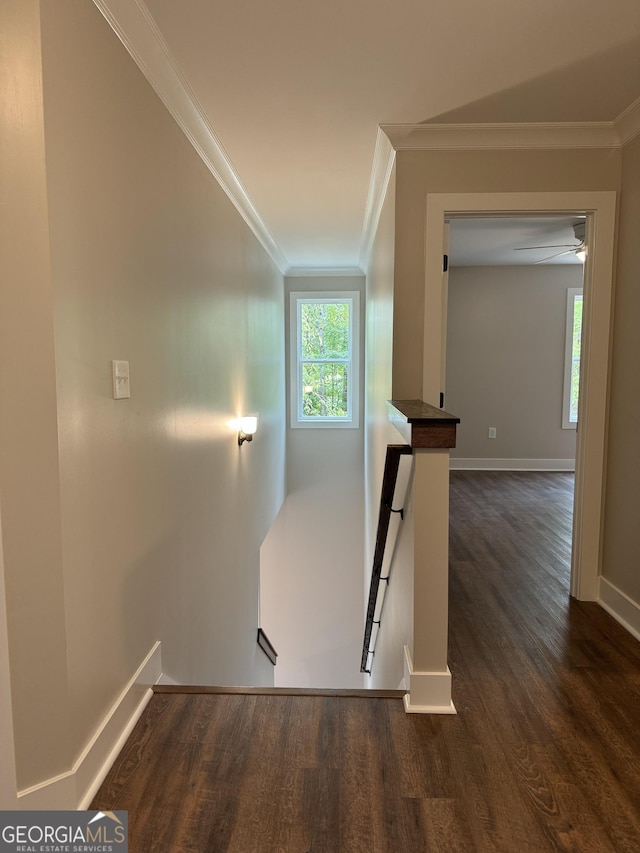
[444,213,586,594]
[423,192,617,601]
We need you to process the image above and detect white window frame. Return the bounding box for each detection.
[562,287,583,430]
[289,291,360,429]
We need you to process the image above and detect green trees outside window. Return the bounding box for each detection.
[300,302,350,418]
[563,287,583,429]
[290,291,360,428]
[569,293,583,423]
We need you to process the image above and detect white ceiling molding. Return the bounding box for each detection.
[286,267,364,278]
[381,122,622,151]
[91,0,289,274]
[358,129,396,273]
[87,1,640,277]
[615,97,640,145]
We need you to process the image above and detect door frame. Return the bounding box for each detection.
[423,191,617,600]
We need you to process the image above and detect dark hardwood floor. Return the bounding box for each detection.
[92,471,640,852]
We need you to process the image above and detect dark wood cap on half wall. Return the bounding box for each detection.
[387,399,460,449]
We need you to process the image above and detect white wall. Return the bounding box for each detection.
[446,265,581,465]
[393,148,621,399]
[362,167,415,689]
[260,275,366,688]
[0,0,286,800]
[602,133,640,623]
[365,169,398,571]
[0,0,72,793]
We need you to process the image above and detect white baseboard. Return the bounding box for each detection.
[16,641,162,810]
[598,578,640,643]
[403,646,456,715]
[450,458,575,472]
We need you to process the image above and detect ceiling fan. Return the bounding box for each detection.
[513,221,586,264]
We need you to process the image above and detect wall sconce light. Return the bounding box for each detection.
[238,416,258,446]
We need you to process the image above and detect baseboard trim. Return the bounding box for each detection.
[403,694,457,714]
[17,641,162,810]
[450,458,575,472]
[403,646,456,715]
[598,578,640,643]
[153,685,406,698]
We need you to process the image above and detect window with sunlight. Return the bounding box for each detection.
[290,292,360,428]
[563,287,583,429]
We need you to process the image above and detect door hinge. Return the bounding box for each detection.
[443,254,449,273]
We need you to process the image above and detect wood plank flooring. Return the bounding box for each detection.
[92,471,640,852]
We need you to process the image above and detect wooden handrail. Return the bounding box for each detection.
[257,628,278,665]
[361,444,413,673]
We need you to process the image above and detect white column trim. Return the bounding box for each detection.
[403,646,456,714]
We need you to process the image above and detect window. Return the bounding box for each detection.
[289,291,360,428]
[563,287,583,429]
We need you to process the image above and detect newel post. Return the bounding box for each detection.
[387,400,459,714]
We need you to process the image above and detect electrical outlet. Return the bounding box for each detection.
[488,427,497,439]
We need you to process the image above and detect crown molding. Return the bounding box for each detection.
[381,121,622,151]
[358,128,396,273]
[615,97,640,145]
[286,267,364,278]
[91,0,289,274]
[85,1,640,277]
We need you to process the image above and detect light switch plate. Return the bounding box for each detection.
[112,360,130,399]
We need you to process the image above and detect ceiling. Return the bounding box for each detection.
[102,0,640,271]
[449,216,586,267]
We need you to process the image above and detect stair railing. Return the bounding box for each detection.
[361,444,413,673]
[257,628,277,665]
